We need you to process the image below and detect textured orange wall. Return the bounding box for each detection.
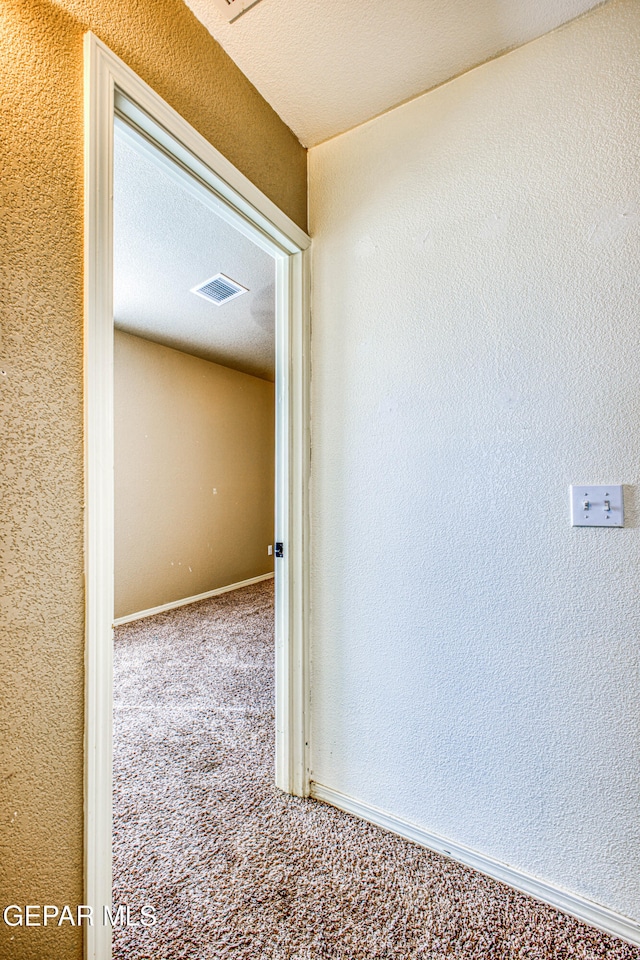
[0,2,305,957]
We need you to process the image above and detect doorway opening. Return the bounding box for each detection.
[111,116,280,954]
[112,116,278,624]
[84,33,310,960]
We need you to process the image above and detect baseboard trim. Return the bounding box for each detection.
[309,782,640,947]
[113,572,274,626]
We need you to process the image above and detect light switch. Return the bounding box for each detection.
[570,485,624,527]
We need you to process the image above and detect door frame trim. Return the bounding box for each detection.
[83,32,311,960]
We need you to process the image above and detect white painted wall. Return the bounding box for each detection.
[309,0,640,923]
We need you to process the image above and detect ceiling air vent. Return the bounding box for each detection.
[191,273,249,306]
[209,0,264,23]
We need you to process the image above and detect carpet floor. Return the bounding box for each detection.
[113,580,639,959]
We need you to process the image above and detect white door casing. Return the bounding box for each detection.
[84,32,310,960]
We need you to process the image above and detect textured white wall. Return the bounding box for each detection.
[308,0,640,921]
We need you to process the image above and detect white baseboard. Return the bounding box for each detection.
[113,572,274,626]
[310,782,640,947]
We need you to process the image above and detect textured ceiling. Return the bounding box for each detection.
[184,0,604,147]
[114,126,275,381]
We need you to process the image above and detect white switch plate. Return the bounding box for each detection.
[570,485,624,527]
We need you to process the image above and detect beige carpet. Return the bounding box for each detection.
[113,581,639,959]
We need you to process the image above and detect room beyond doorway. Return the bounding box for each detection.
[112,120,277,623]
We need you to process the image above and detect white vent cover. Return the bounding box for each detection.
[191,273,249,305]
[209,0,264,23]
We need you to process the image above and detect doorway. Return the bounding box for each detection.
[112,117,278,623]
[83,33,310,960]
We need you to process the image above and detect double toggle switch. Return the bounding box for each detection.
[571,485,624,526]
[582,498,611,512]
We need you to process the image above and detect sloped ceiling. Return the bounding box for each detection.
[184,0,604,147]
[114,125,275,381]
